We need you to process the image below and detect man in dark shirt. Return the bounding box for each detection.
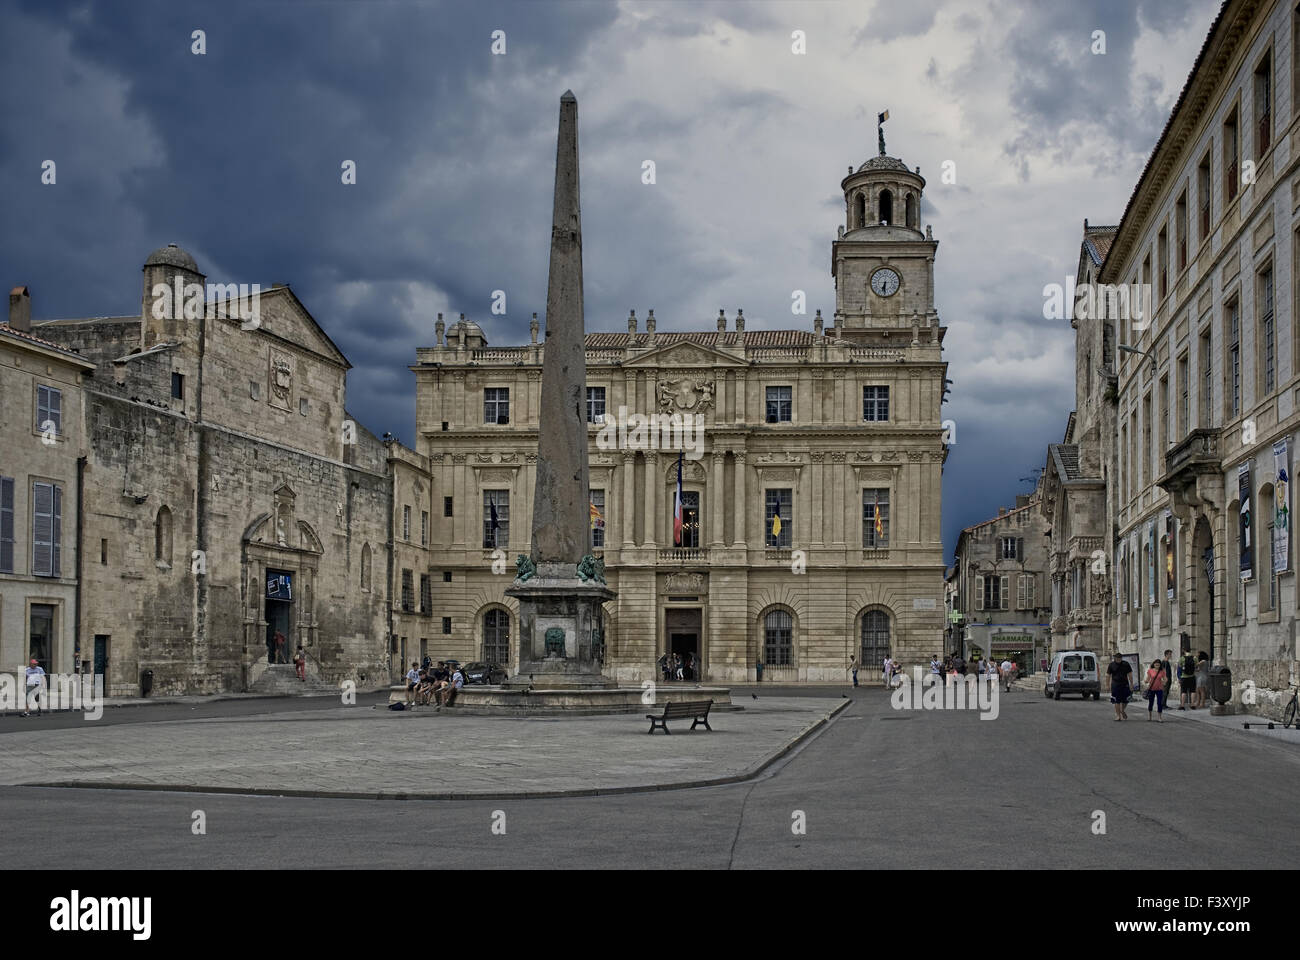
[1107,652,1133,721]
[1161,649,1175,694]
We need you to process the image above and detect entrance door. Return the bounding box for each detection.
[30,604,54,672]
[265,568,294,663]
[670,633,698,679]
[93,635,109,678]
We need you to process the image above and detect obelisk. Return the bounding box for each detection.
[532,90,589,562]
[505,91,616,688]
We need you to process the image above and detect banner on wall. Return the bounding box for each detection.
[1147,520,1156,605]
[1274,440,1290,575]
[1239,463,1253,581]
[1165,510,1175,598]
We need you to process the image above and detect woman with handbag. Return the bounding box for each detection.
[1144,658,1166,721]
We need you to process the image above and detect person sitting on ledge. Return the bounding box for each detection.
[405,662,420,704]
[437,664,465,708]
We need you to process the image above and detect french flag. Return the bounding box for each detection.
[673,448,684,546]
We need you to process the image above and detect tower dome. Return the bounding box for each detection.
[144,242,199,273]
[840,154,925,237]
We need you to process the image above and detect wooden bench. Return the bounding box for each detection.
[646,699,713,734]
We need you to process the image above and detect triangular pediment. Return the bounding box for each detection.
[622,339,746,368]
[212,285,350,369]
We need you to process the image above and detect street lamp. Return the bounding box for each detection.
[1117,342,1157,375]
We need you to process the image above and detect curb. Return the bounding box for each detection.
[32,699,853,802]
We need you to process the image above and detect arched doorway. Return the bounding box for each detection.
[860,608,890,671]
[1193,516,1215,662]
[482,608,510,664]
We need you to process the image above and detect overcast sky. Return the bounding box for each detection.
[0,0,1222,555]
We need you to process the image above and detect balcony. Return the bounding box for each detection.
[861,548,891,561]
[658,547,710,563]
[1158,427,1222,511]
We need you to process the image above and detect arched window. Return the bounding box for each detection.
[854,193,866,228]
[360,542,372,592]
[878,189,893,225]
[904,193,915,228]
[483,608,510,663]
[860,610,890,669]
[763,609,793,665]
[155,505,173,566]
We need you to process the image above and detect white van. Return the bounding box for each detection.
[1043,650,1101,700]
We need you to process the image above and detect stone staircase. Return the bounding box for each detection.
[248,663,338,696]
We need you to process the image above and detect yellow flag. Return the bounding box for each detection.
[771,512,782,538]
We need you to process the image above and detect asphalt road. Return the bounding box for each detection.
[3,686,1297,868]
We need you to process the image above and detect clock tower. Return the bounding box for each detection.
[831,147,938,342]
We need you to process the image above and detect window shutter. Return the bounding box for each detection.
[52,484,62,576]
[1017,537,1024,560]
[33,482,52,576]
[976,575,984,610]
[1001,575,1009,610]
[0,477,12,573]
[51,388,62,433]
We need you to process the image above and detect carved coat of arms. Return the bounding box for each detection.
[272,355,292,400]
[658,378,714,412]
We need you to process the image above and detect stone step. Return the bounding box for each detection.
[249,664,338,696]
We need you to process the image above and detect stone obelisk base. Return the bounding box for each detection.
[504,565,616,689]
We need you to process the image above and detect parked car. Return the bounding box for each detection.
[462,661,507,685]
[1043,650,1101,700]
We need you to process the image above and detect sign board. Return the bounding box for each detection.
[266,573,293,601]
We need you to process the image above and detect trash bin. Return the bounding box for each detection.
[1209,664,1231,704]
[141,669,154,697]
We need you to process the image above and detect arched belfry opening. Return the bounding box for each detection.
[905,193,916,228]
[878,189,893,225]
[854,193,866,228]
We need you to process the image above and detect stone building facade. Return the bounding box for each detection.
[0,288,96,682]
[1037,222,1118,656]
[1104,0,1300,719]
[411,146,949,683]
[30,245,393,696]
[951,495,1052,675]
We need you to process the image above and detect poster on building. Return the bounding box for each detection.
[1239,462,1252,580]
[1147,520,1156,605]
[1165,510,1175,598]
[1274,439,1290,575]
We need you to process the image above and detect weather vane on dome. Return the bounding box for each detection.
[877,109,889,156]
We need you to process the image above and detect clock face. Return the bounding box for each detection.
[871,268,901,297]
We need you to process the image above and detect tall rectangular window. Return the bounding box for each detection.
[1175,190,1188,271]
[589,488,605,548]
[443,496,453,517]
[862,385,889,422]
[586,386,606,424]
[1018,573,1037,611]
[36,385,62,437]
[1260,266,1275,395]
[1198,150,1212,240]
[1256,50,1272,156]
[1177,354,1189,438]
[402,505,411,541]
[483,490,509,548]
[1157,225,1168,301]
[678,491,701,548]
[0,477,13,573]
[1227,300,1241,419]
[419,573,432,614]
[765,488,792,548]
[1224,106,1239,202]
[421,510,428,546]
[765,386,792,423]
[401,570,414,611]
[1200,330,1213,426]
[171,372,184,400]
[442,617,452,635]
[484,387,510,425]
[1142,393,1152,489]
[32,481,61,577]
[982,575,1008,611]
[1158,376,1169,458]
[862,489,889,548]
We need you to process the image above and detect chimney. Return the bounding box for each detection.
[735,308,744,333]
[628,309,637,334]
[998,507,1007,517]
[717,309,726,332]
[530,312,540,344]
[8,286,31,332]
[814,309,823,338]
[435,312,445,346]
[646,309,656,345]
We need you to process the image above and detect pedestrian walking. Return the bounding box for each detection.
[674,654,684,681]
[881,656,892,688]
[23,658,45,717]
[850,655,859,687]
[294,645,307,681]
[1194,652,1210,709]
[1107,652,1133,721]
[1178,649,1197,710]
[755,659,764,683]
[1144,658,1166,721]
[929,655,942,687]
[1000,658,1014,693]
[273,630,287,664]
